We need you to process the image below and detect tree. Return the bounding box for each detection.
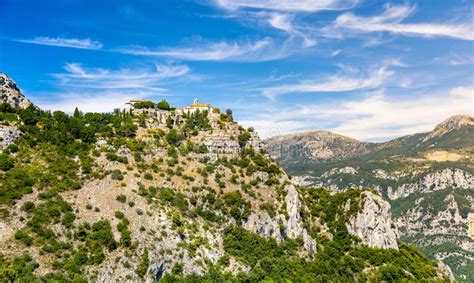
[156,100,170,110]
[73,107,82,118]
[238,132,251,148]
[133,101,155,109]
[0,153,14,171]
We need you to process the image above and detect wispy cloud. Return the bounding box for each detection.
[53,63,189,90]
[119,37,290,61]
[242,86,473,140]
[268,12,316,47]
[259,62,398,99]
[322,4,474,40]
[35,63,191,113]
[213,0,358,12]
[16,37,103,49]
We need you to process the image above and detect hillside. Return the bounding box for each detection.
[0,73,451,281]
[265,115,474,281]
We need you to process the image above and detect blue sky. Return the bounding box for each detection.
[0,0,473,141]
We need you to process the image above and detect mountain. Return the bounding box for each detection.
[0,73,450,281]
[265,115,474,281]
[265,130,372,163]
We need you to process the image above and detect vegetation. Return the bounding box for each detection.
[133,101,155,109]
[0,100,450,281]
[156,100,170,110]
[165,225,444,282]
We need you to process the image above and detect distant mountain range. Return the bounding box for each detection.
[265,115,473,167]
[265,115,474,281]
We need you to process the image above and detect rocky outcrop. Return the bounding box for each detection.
[0,126,22,151]
[346,191,399,250]
[388,168,474,200]
[0,73,32,109]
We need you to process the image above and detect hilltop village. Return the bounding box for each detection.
[125,98,262,155]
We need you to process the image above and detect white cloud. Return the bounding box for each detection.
[53,63,189,90]
[119,38,289,62]
[35,90,153,113]
[323,4,474,40]
[250,86,473,140]
[213,0,358,12]
[35,63,191,113]
[260,65,393,99]
[16,37,103,49]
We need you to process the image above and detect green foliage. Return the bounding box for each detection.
[301,188,363,238]
[222,191,251,222]
[111,169,124,180]
[238,131,251,148]
[133,101,155,109]
[156,100,171,110]
[259,202,276,217]
[165,129,183,145]
[116,194,127,203]
[160,227,444,282]
[0,153,14,171]
[0,254,39,282]
[184,110,211,133]
[159,188,188,213]
[391,188,473,218]
[135,248,149,278]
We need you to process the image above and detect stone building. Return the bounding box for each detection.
[176,98,213,115]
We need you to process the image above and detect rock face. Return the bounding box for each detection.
[346,191,399,250]
[0,73,32,109]
[244,183,318,254]
[388,169,474,200]
[284,184,318,253]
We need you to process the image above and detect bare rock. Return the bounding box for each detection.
[346,191,399,250]
[0,73,32,109]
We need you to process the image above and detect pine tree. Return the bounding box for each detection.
[73,107,81,118]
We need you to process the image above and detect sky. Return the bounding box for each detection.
[0,0,473,141]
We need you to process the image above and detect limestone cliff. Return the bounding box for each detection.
[346,191,399,250]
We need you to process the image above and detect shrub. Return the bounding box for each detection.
[21,201,36,213]
[135,248,150,277]
[165,129,183,145]
[115,211,125,219]
[116,194,127,203]
[0,153,14,171]
[133,101,155,109]
[144,173,153,180]
[111,170,124,181]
